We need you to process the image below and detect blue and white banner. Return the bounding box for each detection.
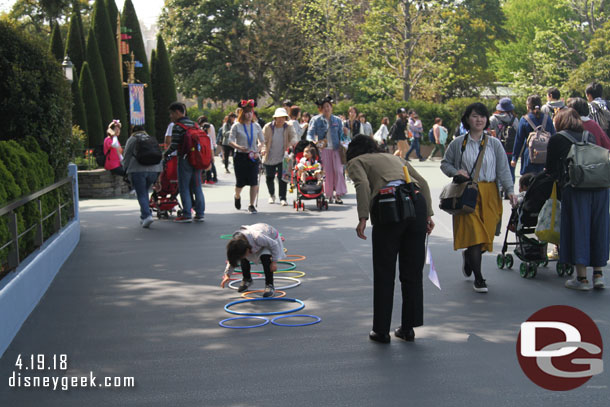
[129,84,145,125]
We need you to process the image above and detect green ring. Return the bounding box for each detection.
[234,261,296,272]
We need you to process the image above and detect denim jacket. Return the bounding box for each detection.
[306,114,345,150]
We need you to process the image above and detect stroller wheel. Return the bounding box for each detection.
[505,254,514,269]
[528,264,538,279]
[324,201,329,210]
[566,264,574,276]
[519,263,528,278]
[496,254,505,270]
[556,263,566,277]
[542,258,549,267]
[301,202,305,211]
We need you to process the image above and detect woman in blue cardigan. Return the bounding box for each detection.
[511,95,556,175]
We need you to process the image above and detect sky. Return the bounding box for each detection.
[0,0,165,26]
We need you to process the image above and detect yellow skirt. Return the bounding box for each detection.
[453,181,502,252]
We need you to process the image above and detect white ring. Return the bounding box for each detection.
[228,276,301,290]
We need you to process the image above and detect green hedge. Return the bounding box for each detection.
[0,138,58,273]
[187,97,528,145]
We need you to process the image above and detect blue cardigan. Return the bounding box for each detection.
[511,113,556,175]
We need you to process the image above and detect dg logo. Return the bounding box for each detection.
[517,305,604,391]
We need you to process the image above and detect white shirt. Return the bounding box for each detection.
[460,134,497,182]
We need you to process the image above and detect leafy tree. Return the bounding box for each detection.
[8,0,72,34]
[567,19,610,97]
[151,35,178,141]
[79,62,104,147]
[64,10,85,73]
[122,0,155,137]
[85,27,114,131]
[92,0,127,140]
[70,69,88,135]
[49,21,64,61]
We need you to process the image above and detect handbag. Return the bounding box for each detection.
[370,166,417,225]
[339,144,347,165]
[439,135,487,215]
[535,182,561,245]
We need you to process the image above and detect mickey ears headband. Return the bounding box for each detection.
[315,95,334,106]
[238,99,257,108]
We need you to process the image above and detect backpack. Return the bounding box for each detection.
[496,117,517,154]
[93,144,109,167]
[558,130,610,189]
[522,114,551,164]
[590,101,610,132]
[176,122,212,170]
[133,133,163,165]
[388,122,397,141]
[428,128,435,144]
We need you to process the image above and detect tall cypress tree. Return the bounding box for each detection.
[71,69,88,134]
[65,12,85,74]
[85,27,114,130]
[80,62,104,147]
[122,0,155,138]
[151,35,177,142]
[92,0,127,141]
[106,0,119,36]
[73,1,86,53]
[49,22,64,61]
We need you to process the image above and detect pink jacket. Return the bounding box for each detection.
[103,136,122,170]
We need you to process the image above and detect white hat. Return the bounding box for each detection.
[272,107,289,118]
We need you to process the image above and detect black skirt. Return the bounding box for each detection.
[234,152,259,187]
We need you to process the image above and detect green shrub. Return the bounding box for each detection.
[0,20,73,180]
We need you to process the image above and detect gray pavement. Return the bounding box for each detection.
[1,157,608,406]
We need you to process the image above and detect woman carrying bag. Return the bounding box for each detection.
[440,103,515,293]
[346,135,435,344]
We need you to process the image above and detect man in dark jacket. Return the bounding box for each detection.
[164,102,205,223]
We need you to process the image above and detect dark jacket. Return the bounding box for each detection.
[391,118,408,141]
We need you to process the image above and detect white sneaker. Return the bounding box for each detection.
[268,196,276,204]
[565,278,592,291]
[141,216,154,228]
[593,274,605,289]
[280,200,288,206]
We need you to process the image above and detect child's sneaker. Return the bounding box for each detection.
[237,279,253,292]
[263,284,275,297]
[565,278,591,291]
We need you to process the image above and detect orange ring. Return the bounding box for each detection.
[285,254,306,262]
[241,290,287,299]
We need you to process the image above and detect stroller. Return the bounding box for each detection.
[290,141,328,211]
[497,172,573,278]
[149,155,183,219]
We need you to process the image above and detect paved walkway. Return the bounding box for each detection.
[1,158,608,406]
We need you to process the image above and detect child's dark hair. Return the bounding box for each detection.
[305,143,320,161]
[519,173,535,190]
[226,237,251,267]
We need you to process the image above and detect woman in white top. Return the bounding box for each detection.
[358,113,373,137]
[373,117,390,151]
[229,100,265,214]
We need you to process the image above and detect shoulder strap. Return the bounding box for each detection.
[557,130,580,145]
[523,114,538,131]
[470,135,488,183]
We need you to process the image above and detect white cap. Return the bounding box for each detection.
[272,108,289,118]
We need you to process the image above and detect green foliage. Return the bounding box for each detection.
[122,0,155,137]
[71,69,88,134]
[79,62,104,147]
[49,21,64,61]
[567,19,610,98]
[0,20,72,179]
[151,35,178,142]
[105,0,119,34]
[65,10,86,74]
[85,27,114,130]
[92,0,128,141]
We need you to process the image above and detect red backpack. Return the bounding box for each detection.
[175,122,212,170]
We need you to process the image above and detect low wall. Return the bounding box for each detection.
[0,165,80,357]
[78,169,129,199]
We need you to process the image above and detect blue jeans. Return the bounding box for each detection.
[405,137,422,159]
[131,172,160,220]
[178,157,205,218]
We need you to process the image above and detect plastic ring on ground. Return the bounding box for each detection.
[231,271,263,277]
[224,298,305,316]
[271,314,321,327]
[227,276,301,291]
[234,261,296,272]
[220,234,233,240]
[241,290,287,299]
[285,254,307,262]
[274,270,305,278]
[219,316,270,329]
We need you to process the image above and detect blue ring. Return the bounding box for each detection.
[224,298,305,316]
[219,316,269,329]
[234,261,296,272]
[271,314,321,327]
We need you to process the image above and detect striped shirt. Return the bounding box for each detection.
[460,133,497,182]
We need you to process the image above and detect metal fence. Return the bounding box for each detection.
[0,175,76,280]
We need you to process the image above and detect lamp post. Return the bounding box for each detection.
[62,56,74,83]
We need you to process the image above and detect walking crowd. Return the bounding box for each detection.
[100,81,610,344]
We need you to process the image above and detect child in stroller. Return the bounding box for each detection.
[149,155,182,218]
[497,172,574,278]
[291,142,328,211]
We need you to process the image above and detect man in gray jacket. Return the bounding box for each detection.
[123,126,163,228]
[541,87,565,119]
